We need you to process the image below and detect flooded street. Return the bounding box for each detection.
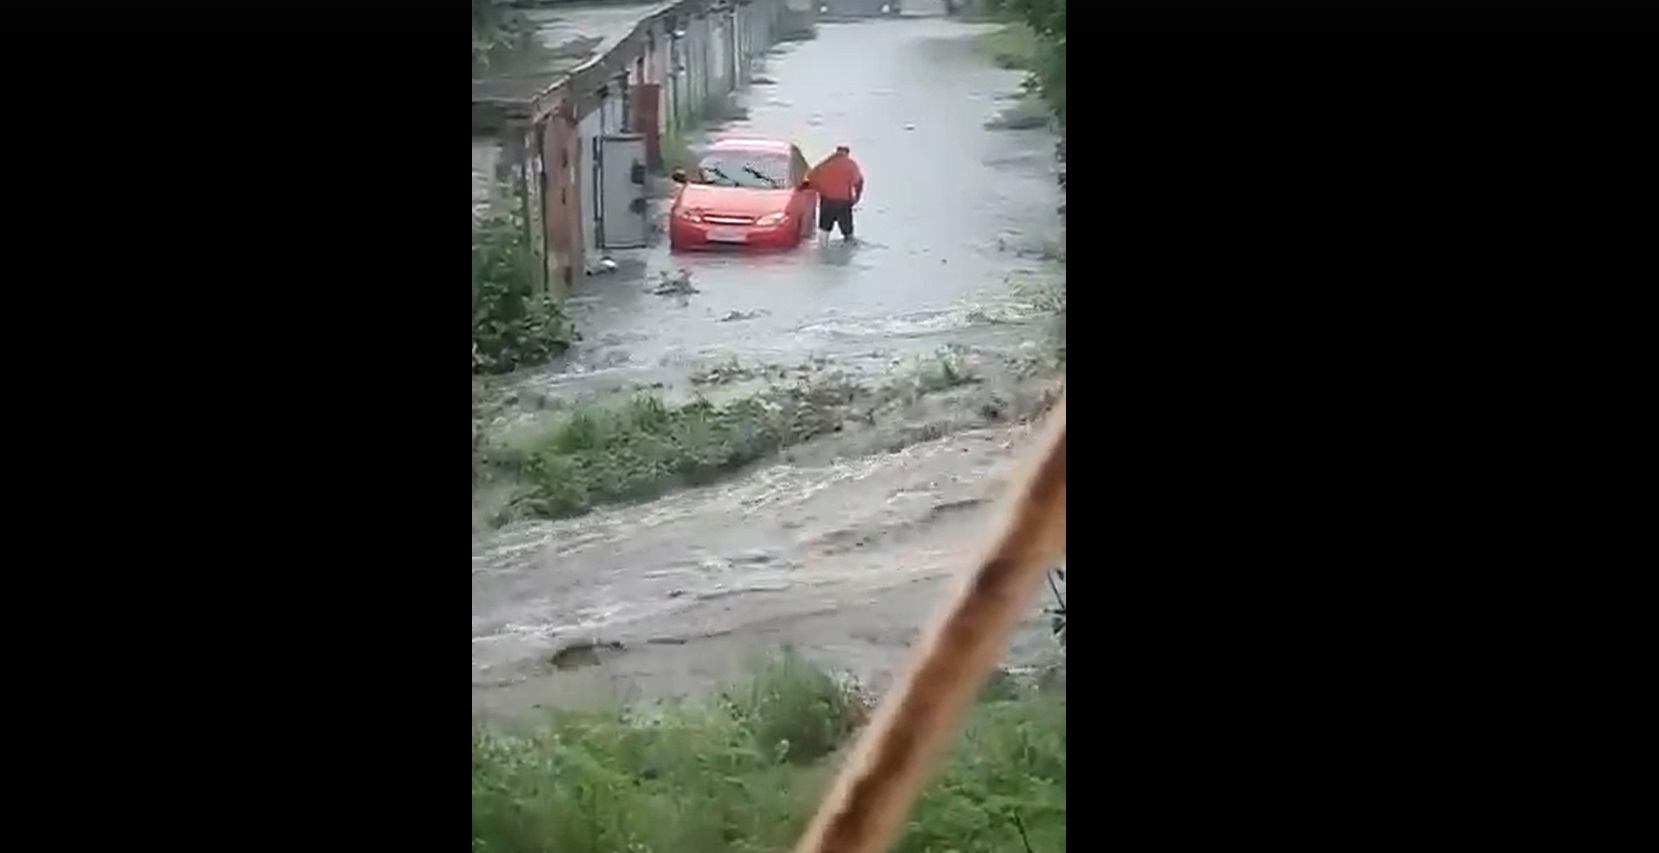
[526,13,1063,400]
[473,14,1065,718]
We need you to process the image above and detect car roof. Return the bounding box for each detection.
[707,137,794,154]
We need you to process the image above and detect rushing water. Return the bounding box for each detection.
[472,15,1064,717]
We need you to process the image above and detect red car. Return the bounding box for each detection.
[669,138,818,251]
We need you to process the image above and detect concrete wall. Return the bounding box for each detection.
[576,106,602,267]
[736,0,773,86]
[709,9,730,97]
[653,27,673,137]
[661,0,781,128]
[472,139,503,220]
[664,29,681,139]
[690,13,710,113]
[780,0,817,38]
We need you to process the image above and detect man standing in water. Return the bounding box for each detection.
[807,145,864,246]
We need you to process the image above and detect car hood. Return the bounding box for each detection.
[676,185,794,216]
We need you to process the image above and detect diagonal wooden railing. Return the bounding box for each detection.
[795,395,1067,853]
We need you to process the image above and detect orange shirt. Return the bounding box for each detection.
[808,155,864,202]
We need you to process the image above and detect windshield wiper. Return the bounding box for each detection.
[702,165,737,186]
[741,165,781,188]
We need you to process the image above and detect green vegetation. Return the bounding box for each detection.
[658,95,748,177]
[473,211,573,376]
[472,0,535,75]
[988,0,1066,199]
[1045,566,1067,647]
[978,22,1061,131]
[990,0,1065,118]
[661,132,698,176]
[473,325,1066,528]
[513,394,795,519]
[472,651,1066,853]
[979,21,1043,70]
[474,350,992,525]
[946,0,1005,23]
[987,0,1070,638]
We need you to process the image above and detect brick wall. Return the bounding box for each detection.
[543,108,582,294]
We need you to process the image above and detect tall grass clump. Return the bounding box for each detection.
[513,394,788,519]
[472,650,1065,853]
[978,21,1041,69]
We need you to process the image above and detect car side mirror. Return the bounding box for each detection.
[671,169,688,184]
[798,178,811,189]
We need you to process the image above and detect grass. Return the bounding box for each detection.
[472,651,1066,853]
[511,394,791,520]
[483,351,984,524]
[661,132,697,175]
[979,22,1041,70]
[661,94,748,176]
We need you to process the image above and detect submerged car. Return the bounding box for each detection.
[669,138,818,251]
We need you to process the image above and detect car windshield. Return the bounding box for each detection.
[695,151,790,190]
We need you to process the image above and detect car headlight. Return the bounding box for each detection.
[756,212,787,226]
[677,208,705,222]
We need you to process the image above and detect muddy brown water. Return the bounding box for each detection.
[473,16,1064,719]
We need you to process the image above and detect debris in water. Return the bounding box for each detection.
[691,360,756,385]
[904,123,916,131]
[546,639,625,671]
[651,268,698,295]
[720,309,765,322]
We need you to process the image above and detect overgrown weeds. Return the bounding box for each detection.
[987,0,1066,193]
[1046,565,1067,648]
[979,22,1041,70]
[1032,281,1066,365]
[471,651,1065,853]
[661,133,697,175]
[472,0,537,75]
[473,211,573,375]
[510,394,793,520]
[481,350,986,524]
[658,94,747,177]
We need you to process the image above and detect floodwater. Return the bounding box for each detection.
[473,15,1065,718]
[526,14,1063,401]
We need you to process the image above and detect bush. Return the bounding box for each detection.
[991,0,1067,185]
[897,690,1067,853]
[473,212,573,375]
[471,652,1065,853]
[719,651,870,765]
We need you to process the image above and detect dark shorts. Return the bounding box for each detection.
[818,198,855,236]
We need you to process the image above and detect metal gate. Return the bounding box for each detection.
[594,134,649,250]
